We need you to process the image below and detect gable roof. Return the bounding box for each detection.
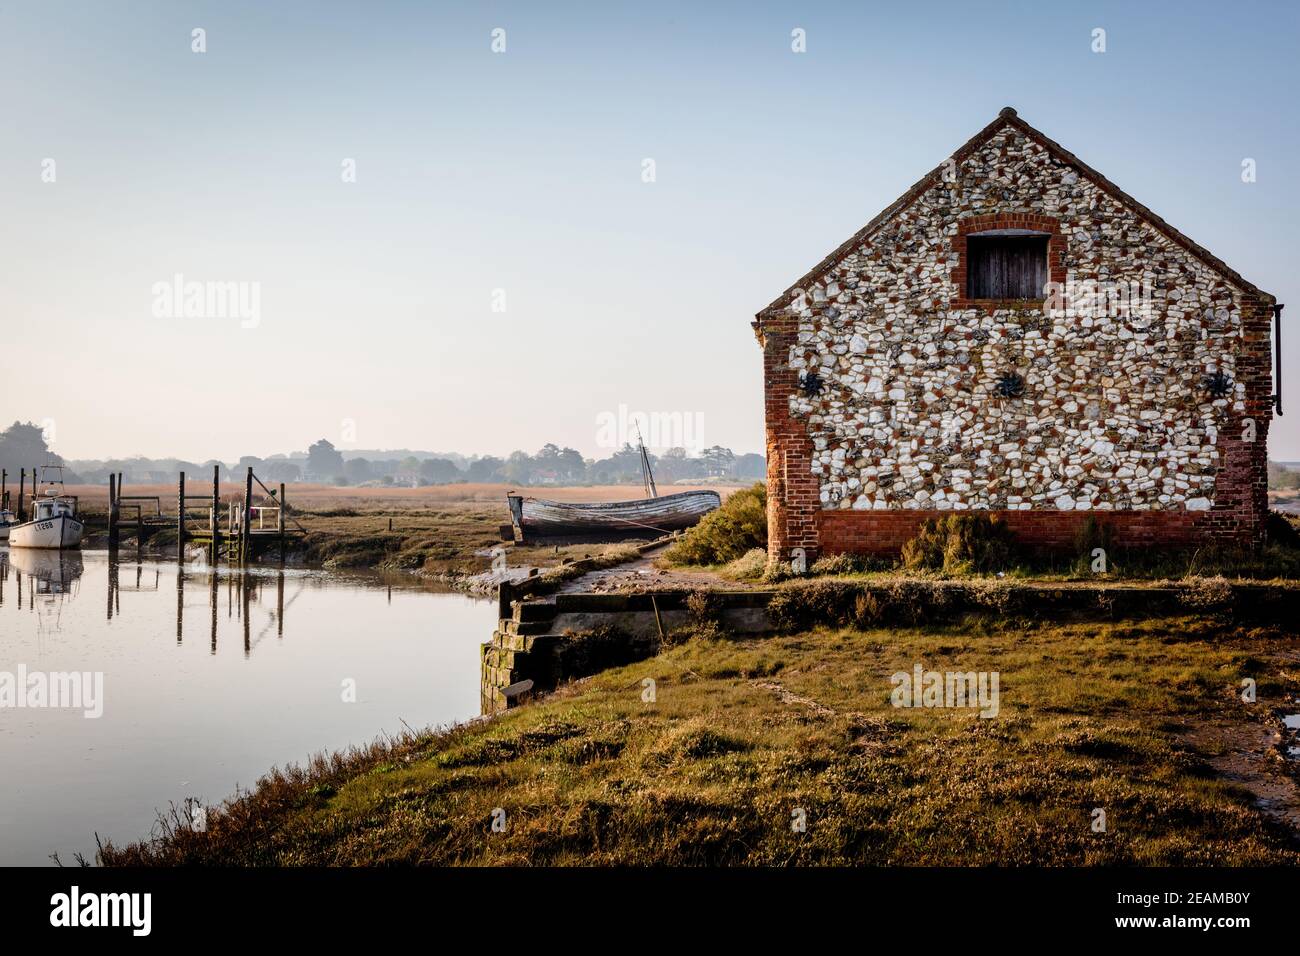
[755,107,1271,322]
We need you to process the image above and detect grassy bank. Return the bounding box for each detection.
[99,610,1300,865]
[293,503,506,573]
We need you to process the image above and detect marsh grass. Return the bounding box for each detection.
[290,505,506,573]
[901,513,1022,574]
[83,483,684,576]
[99,613,1300,866]
[663,483,766,566]
[720,548,768,581]
[295,504,647,579]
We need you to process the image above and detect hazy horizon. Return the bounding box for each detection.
[5,0,1297,463]
[46,438,765,465]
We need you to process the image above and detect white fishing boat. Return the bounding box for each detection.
[0,509,16,541]
[8,463,84,550]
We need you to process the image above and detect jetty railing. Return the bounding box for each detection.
[106,466,305,565]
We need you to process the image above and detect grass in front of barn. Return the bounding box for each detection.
[98,613,1300,866]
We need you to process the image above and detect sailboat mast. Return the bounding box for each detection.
[635,423,658,499]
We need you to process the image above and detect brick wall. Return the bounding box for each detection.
[819,509,1203,555]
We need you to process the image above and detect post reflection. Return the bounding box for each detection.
[209,569,218,654]
[3,549,309,661]
[93,551,292,657]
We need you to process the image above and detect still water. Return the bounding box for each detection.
[0,548,494,866]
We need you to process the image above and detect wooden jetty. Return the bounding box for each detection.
[106,466,306,564]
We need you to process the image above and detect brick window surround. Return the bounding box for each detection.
[950,213,1066,310]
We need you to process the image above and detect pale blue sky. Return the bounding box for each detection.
[3,0,1297,461]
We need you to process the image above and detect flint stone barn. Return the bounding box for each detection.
[753,107,1281,563]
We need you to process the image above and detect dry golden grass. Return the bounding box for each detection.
[64,481,746,511]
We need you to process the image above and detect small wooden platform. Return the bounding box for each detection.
[106,467,308,564]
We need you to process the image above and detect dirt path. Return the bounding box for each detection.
[556,545,746,594]
[1185,717,1300,834]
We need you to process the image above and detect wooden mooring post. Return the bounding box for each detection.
[210,465,221,563]
[107,473,119,549]
[177,471,186,561]
[242,466,253,564]
[17,468,25,522]
[278,482,286,565]
[1,469,6,512]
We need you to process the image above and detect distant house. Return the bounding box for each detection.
[754,108,1279,562]
[528,469,562,486]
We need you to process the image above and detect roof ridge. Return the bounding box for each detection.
[754,108,1271,322]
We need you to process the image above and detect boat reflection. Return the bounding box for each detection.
[6,547,85,595]
[0,547,85,630]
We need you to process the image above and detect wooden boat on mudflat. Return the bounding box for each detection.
[507,489,720,543]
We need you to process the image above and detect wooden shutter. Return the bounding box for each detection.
[968,235,1049,299]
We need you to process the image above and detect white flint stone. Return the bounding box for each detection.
[788,128,1237,520]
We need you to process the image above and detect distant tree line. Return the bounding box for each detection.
[4,424,764,487]
[248,440,765,487]
[0,421,75,481]
[1269,460,1300,491]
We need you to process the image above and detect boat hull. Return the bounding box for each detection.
[507,490,720,542]
[8,513,85,549]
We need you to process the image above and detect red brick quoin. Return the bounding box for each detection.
[759,312,822,562]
